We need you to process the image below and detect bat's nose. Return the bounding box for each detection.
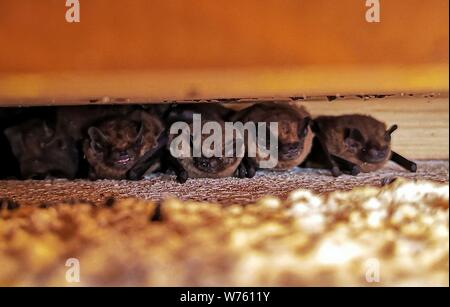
[280,142,300,155]
[369,148,386,159]
[209,159,219,168]
[365,147,389,163]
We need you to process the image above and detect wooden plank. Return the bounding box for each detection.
[0,0,448,104]
[0,0,447,72]
[0,66,448,105]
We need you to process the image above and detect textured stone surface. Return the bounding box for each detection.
[0,178,448,286]
[0,161,448,206]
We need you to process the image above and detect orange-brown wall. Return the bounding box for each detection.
[0,0,448,73]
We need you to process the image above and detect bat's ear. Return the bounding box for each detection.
[344,128,365,143]
[133,123,145,144]
[344,128,365,153]
[41,121,55,139]
[385,125,398,141]
[4,126,25,158]
[88,127,108,151]
[40,121,57,146]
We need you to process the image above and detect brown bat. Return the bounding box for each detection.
[164,104,242,183]
[1,108,21,179]
[4,119,79,179]
[231,102,314,177]
[56,105,137,178]
[1,107,58,179]
[83,110,164,180]
[307,114,417,176]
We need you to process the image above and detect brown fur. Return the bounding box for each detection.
[56,105,133,141]
[313,114,391,172]
[4,119,79,179]
[232,102,314,170]
[166,104,242,178]
[84,110,163,179]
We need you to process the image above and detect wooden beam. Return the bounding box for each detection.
[0,66,447,105]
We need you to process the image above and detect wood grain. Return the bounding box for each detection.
[0,66,448,105]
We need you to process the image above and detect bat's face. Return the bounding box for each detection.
[84,118,144,178]
[84,111,164,180]
[256,111,313,169]
[192,156,236,173]
[276,116,312,162]
[342,117,392,165]
[4,120,79,179]
[191,133,239,174]
[170,120,242,178]
[233,103,314,170]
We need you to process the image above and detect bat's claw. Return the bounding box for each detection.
[237,163,247,178]
[350,165,361,176]
[331,166,342,177]
[246,166,256,178]
[127,170,140,181]
[176,171,188,184]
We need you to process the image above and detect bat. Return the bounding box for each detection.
[56,105,138,178]
[83,110,164,180]
[126,107,167,180]
[231,102,314,177]
[164,104,242,183]
[0,108,21,179]
[4,118,79,179]
[1,107,57,179]
[307,114,417,176]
